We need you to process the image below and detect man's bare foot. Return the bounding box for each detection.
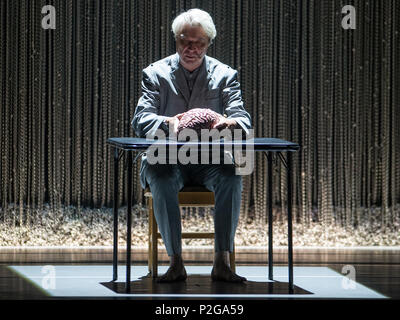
[211,264,247,282]
[211,251,247,283]
[156,254,187,283]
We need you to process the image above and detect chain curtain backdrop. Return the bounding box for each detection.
[0,0,399,230]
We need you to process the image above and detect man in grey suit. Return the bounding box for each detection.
[132,9,252,282]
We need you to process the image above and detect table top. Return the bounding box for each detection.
[107,137,300,152]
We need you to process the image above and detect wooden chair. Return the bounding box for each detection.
[144,185,235,277]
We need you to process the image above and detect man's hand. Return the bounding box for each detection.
[164,113,184,135]
[212,115,238,130]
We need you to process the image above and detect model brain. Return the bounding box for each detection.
[177,108,221,136]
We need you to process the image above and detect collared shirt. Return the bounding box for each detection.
[181,59,204,96]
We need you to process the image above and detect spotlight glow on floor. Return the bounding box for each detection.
[8,265,387,299]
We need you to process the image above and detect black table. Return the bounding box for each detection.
[107,137,300,293]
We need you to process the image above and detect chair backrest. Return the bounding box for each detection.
[144,185,215,207]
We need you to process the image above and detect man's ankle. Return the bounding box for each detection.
[170,254,184,267]
[214,251,230,267]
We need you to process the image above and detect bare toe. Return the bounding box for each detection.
[211,266,247,283]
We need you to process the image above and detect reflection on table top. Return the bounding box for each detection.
[107,137,300,152]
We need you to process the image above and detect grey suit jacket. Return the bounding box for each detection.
[131,52,252,188]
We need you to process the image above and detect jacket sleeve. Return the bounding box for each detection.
[131,68,168,138]
[222,69,252,136]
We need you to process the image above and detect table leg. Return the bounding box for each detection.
[287,152,294,292]
[126,151,132,293]
[266,152,273,281]
[112,148,119,282]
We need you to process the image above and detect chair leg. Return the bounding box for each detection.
[147,197,152,274]
[230,245,236,273]
[149,198,158,278]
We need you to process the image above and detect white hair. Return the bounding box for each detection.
[171,8,217,43]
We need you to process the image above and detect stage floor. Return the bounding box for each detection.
[2,265,388,299]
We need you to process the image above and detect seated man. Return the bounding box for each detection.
[131,8,252,282]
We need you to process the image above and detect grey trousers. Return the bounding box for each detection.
[143,163,243,256]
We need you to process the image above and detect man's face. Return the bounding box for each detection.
[176,24,210,71]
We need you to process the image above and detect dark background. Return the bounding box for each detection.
[0,0,399,229]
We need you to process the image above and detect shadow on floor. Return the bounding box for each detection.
[101,274,312,295]
[0,266,49,299]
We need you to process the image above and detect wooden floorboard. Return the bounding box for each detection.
[0,248,399,299]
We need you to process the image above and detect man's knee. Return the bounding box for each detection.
[218,170,242,188]
[146,165,182,193]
